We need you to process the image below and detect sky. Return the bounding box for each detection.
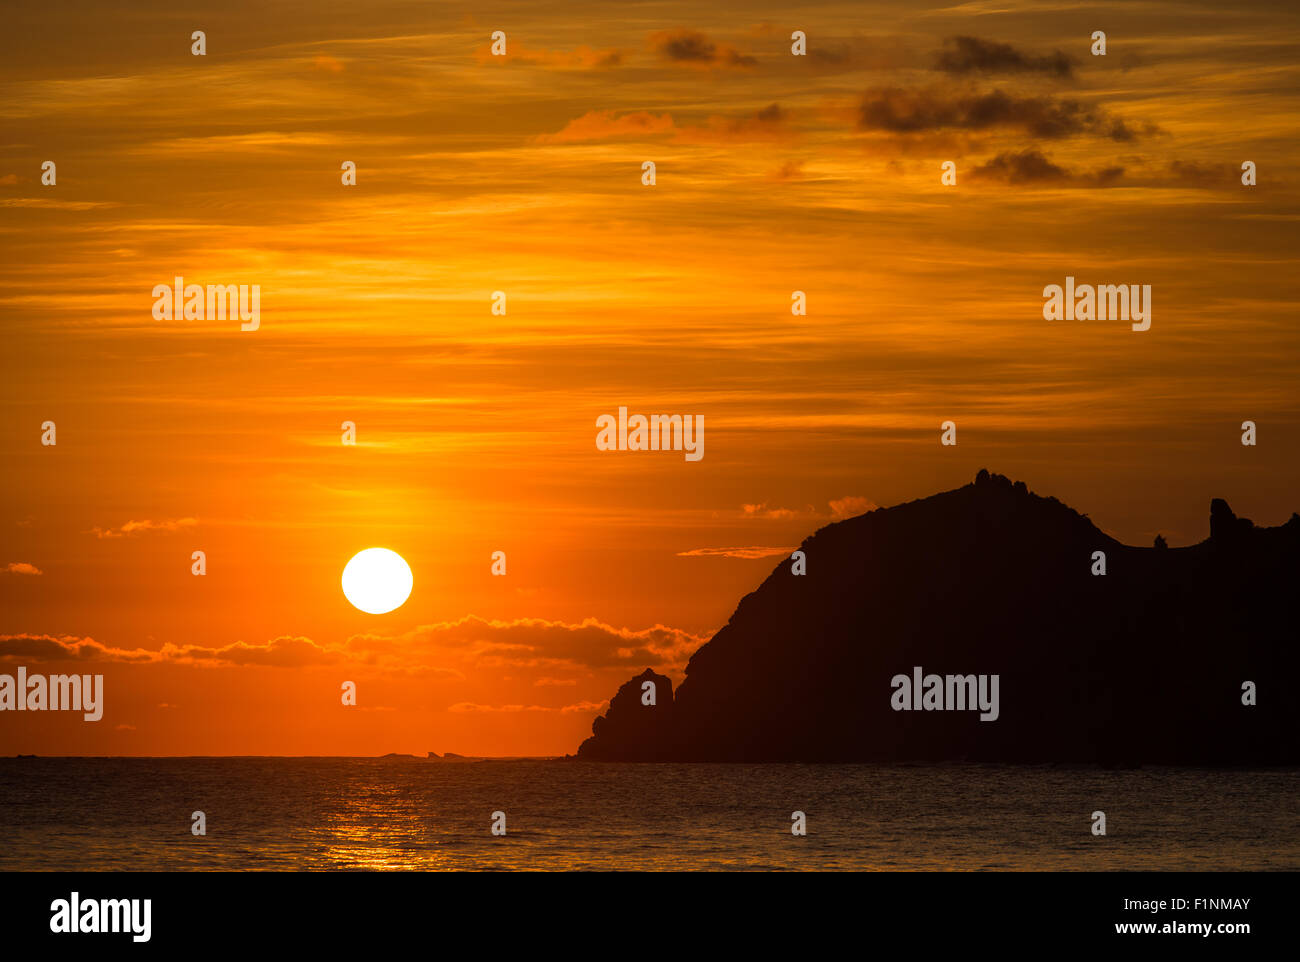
[2,0,1298,756]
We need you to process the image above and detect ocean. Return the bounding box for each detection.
[1,759,1296,871]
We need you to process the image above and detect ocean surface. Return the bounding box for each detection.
[1,759,1296,871]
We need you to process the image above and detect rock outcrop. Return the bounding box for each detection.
[575,669,674,760]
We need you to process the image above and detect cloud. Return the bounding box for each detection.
[538,105,791,145]
[0,634,160,663]
[974,148,1069,181]
[857,87,1151,141]
[805,36,916,72]
[3,618,709,675]
[768,160,806,181]
[346,616,709,671]
[934,36,1073,79]
[649,29,756,69]
[674,103,792,144]
[90,517,197,539]
[161,635,339,668]
[312,54,344,73]
[980,157,1246,190]
[0,632,338,668]
[476,41,623,69]
[533,676,578,686]
[734,496,878,525]
[677,546,796,559]
[969,149,1125,186]
[829,496,878,518]
[1,562,42,575]
[537,110,676,143]
[0,198,120,210]
[741,502,805,520]
[1167,160,1239,186]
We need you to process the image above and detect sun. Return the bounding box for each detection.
[341,548,413,614]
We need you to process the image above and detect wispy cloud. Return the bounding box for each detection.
[537,104,791,145]
[90,518,197,539]
[448,700,606,714]
[738,497,876,523]
[677,546,795,559]
[537,109,676,143]
[476,41,624,69]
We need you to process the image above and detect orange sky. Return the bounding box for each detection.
[2,0,1298,755]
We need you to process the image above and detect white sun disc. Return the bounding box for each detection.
[342,548,413,614]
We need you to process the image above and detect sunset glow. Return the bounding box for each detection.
[2,0,1298,759]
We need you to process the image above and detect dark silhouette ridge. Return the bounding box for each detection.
[572,471,1300,764]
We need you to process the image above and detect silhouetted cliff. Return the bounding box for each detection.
[574,471,1300,764]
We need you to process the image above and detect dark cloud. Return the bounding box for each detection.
[0,633,158,663]
[0,632,337,667]
[972,149,1069,182]
[970,154,1248,189]
[650,29,757,68]
[969,149,1125,186]
[661,31,713,61]
[935,36,1073,79]
[858,87,1150,141]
